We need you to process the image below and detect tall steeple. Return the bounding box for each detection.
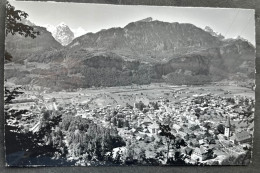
[51,97,58,111]
[224,116,231,138]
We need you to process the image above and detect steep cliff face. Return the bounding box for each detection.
[220,39,255,73]
[51,23,75,46]
[155,54,212,77]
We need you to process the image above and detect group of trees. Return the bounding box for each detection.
[5,86,68,165]
[149,102,160,110]
[221,150,252,165]
[165,73,212,85]
[111,117,130,128]
[58,111,191,165]
[5,62,218,90]
[6,64,154,90]
[135,101,146,111]
[80,66,151,88]
[60,115,126,163]
[134,101,160,113]
[112,124,189,166]
[158,124,188,165]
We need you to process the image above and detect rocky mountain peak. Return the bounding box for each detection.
[57,22,67,27]
[47,23,74,46]
[204,26,224,40]
[136,17,153,22]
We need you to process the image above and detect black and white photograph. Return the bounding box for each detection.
[4,0,255,167]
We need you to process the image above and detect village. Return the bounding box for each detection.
[5,83,254,165]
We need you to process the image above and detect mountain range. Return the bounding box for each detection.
[46,23,87,45]
[4,17,255,90]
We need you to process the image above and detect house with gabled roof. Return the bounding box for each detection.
[191,146,212,161]
[182,147,193,156]
[140,117,153,127]
[231,131,252,144]
[177,131,187,139]
[172,124,183,132]
[148,123,160,134]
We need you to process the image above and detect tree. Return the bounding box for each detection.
[135,101,145,111]
[176,138,187,148]
[154,102,159,110]
[117,119,124,128]
[5,1,40,61]
[125,103,133,109]
[139,149,146,162]
[6,1,39,38]
[203,122,212,133]
[4,86,24,103]
[124,120,130,128]
[217,124,225,134]
[124,141,135,164]
[111,117,117,126]
[113,150,123,165]
[158,124,176,161]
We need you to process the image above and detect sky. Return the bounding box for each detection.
[9,0,255,45]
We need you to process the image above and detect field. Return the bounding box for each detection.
[39,83,254,109]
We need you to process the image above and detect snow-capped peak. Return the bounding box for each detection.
[58,22,67,26]
[45,23,74,46]
[45,23,87,45]
[46,24,56,33]
[71,27,87,38]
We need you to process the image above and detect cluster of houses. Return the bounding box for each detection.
[7,87,254,165]
[47,91,254,164]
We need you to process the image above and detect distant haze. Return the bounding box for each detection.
[9,0,255,45]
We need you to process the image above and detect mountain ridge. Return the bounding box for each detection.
[4,18,255,90]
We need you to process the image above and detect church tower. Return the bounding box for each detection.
[51,97,58,111]
[224,116,231,138]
